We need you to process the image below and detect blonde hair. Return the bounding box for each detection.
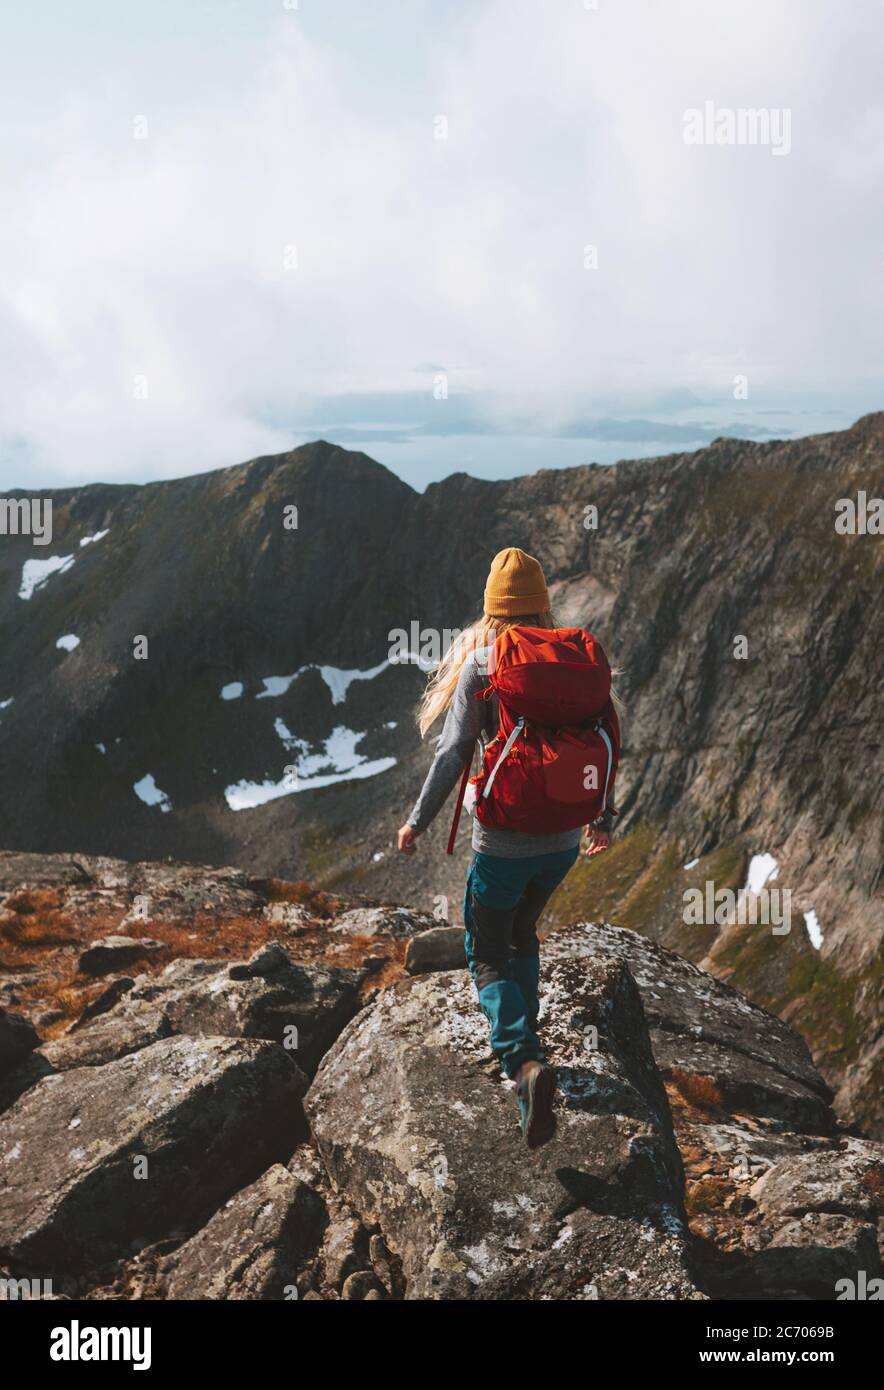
[416,610,624,737]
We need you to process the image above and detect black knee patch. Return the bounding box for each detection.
[469,895,515,990]
[512,880,556,956]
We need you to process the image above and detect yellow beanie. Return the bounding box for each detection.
[483,547,550,618]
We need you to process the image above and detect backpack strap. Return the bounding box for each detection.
[481,715,526,800]
[595,719,615,812]
[445,757,473,856]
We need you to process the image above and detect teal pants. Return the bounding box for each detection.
[463,845,580,1079]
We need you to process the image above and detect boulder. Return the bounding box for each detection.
[160,1165,326,1300]
[0,1008,39,1080]
[749,1139,884,1221]
[405,926,466,975]
[331,906,435,939]
[41,996,172,1070]
[264,902,316,934]
[78,936,165,976]
[746,1213,880,1298]
[160,944,362,1074]
[0,1035,307,1273]
[306,956,700,1300]
[41,943,362,1076]
[543,923,834,1131]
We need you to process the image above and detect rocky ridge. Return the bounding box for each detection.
[0,850,880,1301]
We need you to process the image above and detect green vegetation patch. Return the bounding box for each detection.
[299,821,347,879]
[542,822,657,930]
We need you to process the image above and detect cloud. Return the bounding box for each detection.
[0,0,882,487]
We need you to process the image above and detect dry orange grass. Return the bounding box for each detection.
[1,880,410,1035]
[315,933,409,999]
[667,1068,725,1114]
[37,979,108,1038]
[679,1142,716,1181]
[0,886,80,957]
[130,912,270,963]
[4,887,64,914]
[685,1174,735,1216]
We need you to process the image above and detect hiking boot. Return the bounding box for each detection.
[514,1060,557,1149]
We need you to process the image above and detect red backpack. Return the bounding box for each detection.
[446,625,620,853]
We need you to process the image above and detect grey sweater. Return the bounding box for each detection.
[407,648,616,860]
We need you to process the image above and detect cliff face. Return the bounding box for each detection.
[0,418,881,1131]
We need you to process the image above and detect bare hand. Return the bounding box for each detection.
[398,823,418,855]
[584,827,610,858]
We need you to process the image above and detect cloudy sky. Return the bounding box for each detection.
[1,0,883,491]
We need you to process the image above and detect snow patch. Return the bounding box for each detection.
[683,857,699,870]
[225,756,396,810]
[220,682,243,700]
[745,852,779,894]
[133,774,173,813]
[803,909,824,951]
[79,529,109,547]
[56,633,80,652]
[324,726,369,770]
[256,659,390,705]
[18,553,75,600]
[318,660,389,704]
[273,717,308,755]
[256,674,296,699]
[225,723,395,810]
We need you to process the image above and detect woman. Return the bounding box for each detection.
[398,547,618,1150]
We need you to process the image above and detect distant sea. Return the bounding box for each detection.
[300,404,856,491]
